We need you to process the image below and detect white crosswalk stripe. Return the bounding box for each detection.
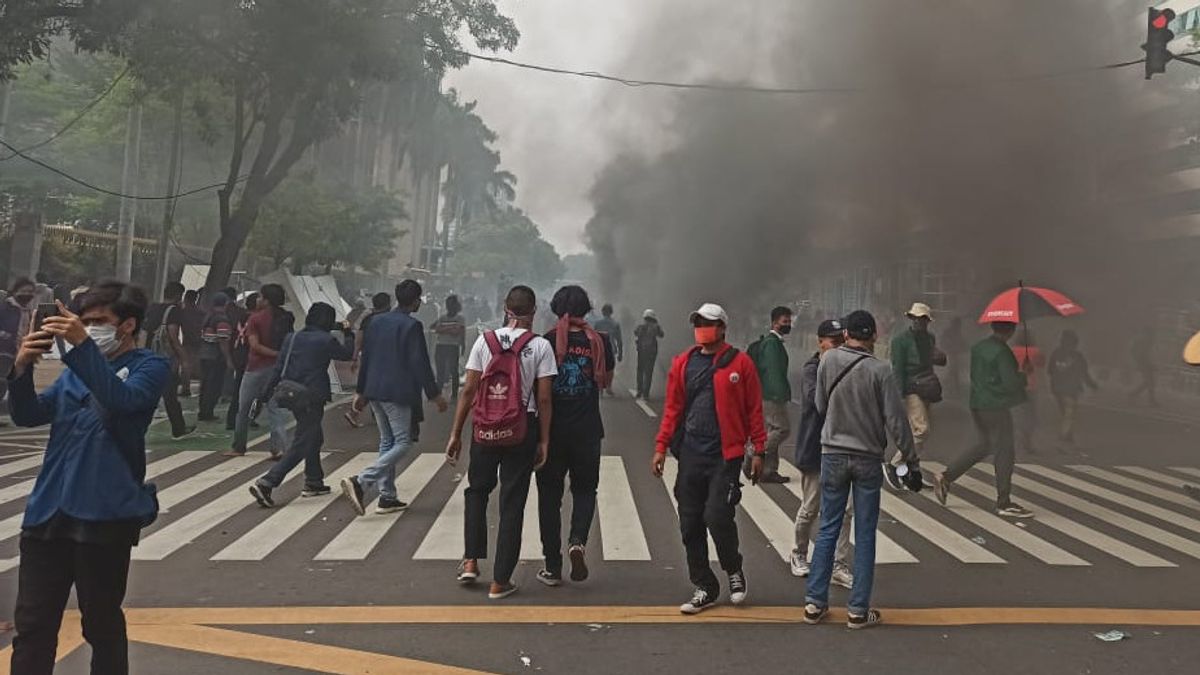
[597,456,651,560]
[1119,466,1199,493]
[1020,464,1200,535]
[0,455,48,480]
[1170,467,1200,480]
[1069,465,1200,510]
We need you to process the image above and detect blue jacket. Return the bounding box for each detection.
[793,353,824,471]
[356,309,439,406]
[9,339,168,527]
[275,326,356,404]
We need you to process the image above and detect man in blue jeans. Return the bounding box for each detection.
[804,310,917,630]
[341,280,447,516]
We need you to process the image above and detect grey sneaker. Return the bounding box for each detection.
[728,570,747,606]
[248,482,274,508]
[789,552,811,578]
[536,569,562,587]
[997,503,1034,519]
[832,565,855,590]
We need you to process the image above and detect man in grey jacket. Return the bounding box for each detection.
[804,310,917,631]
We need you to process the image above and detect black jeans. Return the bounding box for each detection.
[674,453,743,596]
[198,358,226,421]
[261,404,326,488]
[435,344,461,400]
[944,408,1016,508]
[636,350,658,398]
[536,434,602,574]
[464,415,538,584]
[162,359,187,436]
[225,368,244,430]
[11,536,132,675]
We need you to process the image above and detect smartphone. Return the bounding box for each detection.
[33,303,59,333]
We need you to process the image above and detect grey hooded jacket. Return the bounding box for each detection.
[815,344,917,461]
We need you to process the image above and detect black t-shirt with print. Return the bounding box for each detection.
[544,328,615,441]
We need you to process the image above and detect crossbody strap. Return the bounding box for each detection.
[827,354,870,403]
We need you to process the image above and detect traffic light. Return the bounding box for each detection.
[1144,7,1176,79]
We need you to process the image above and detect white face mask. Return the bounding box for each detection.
[85,325,122,356]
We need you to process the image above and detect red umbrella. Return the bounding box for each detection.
[978,284,1084,324]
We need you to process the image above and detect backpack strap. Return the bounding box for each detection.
[510,330,535,355]
[484,330,503,355]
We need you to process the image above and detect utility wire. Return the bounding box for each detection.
[0,65,131,161]
[441,46,1200,94]
[0,137,247,200]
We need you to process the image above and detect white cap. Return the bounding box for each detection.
[690,302,729,324]
[643,309,657,319]
[906,302,933,320]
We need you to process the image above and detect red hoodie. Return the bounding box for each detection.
[655,344,768,461]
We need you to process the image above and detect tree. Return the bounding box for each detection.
[451,207,565,289]
[104,0,517,296]
[0,0,148,81]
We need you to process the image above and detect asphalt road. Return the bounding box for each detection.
[0,365,1199,674]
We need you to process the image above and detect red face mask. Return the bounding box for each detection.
[694,326,720,345]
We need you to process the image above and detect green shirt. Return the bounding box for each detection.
[890,329,936,394]
[969,336,1027,410]
[749,332,791,402]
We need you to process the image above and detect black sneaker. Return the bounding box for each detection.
[728,570,747,606]
[172,426,197,441]
[803,603,828,625]
[883,464,904,491]
[679,588,717,615]
[375,497,408,514]
[249,482,274,508]
[536,569,562,587]
[996,503,1035,519]
[340,476,366,516]
[301,484,332,498]
[569,544,589,582]
[847,608,883,630]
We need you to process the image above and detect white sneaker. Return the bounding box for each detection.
[789,552,811,578]
[832,565,854,590]
[728,570,747,606]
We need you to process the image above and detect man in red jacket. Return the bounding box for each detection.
[651,303,767,614]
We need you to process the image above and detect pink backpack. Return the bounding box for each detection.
[473,330,535,447]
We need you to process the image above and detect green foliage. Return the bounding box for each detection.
[0,0,149,80]
[248,173,404,273]
[451,207,565,289]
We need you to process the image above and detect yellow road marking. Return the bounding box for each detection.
[120,605,1200,627]
[0,612,83,674]
[128,623,496,675]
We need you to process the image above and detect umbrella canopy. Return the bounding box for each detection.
[978,286,1084,324]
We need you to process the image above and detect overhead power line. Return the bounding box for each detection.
[442,46,1200,94]
[0,65,131,161]
[0,137,246,200]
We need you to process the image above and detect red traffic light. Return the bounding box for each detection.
[1152,14,1170,30]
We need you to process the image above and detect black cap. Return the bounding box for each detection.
[817,319,843,338]
[843,310,876,340]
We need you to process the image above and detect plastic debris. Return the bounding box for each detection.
[452,472,464,483]
[1093,630,1130,642]
[971,536,987,545]
[304,629,316,635]
[520,655,533,668]
[1015,522,1028,529]
[586,623,607,632]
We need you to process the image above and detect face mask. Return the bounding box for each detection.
[86,325,121,356]
[694,326,720,345]
[778,324,792,336]
[14,295,34,307]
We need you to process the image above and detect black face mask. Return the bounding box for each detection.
[778,324,792,336]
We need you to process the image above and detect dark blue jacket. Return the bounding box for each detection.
[275,326,356,404]
[9,340,168,527]
[794,352,823,472]
[356,309,439,406]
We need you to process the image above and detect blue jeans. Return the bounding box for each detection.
[232,367,290,454]
[357,402,413,501]
[805,452,883,616]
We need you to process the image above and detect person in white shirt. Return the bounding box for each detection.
[446,285,557,600]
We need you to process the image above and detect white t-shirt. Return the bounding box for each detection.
[465,327,558,413]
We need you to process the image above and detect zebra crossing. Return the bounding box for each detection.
[0,450,1199,572]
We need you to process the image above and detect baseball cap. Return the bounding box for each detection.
[690,303,729,325]
[906,302,933,320]
[817,319,843,337]
[843,310,876,339]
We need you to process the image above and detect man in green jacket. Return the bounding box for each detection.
[889,303,946,469]
[932,321,1034,519]
[746,306,793,483]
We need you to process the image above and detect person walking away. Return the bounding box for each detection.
[446,285,557,599]
[250,303,355,506]
[340,280,447,516]
[0,278,37,420]
[1047,330,1098,450]
[804,310,917,630]
[651,303,766,615]
[7,282,165,674]
[593,304,623,396]
[789,320,853,589]
[931,322,1034,519]
[227,284,294,458]
[634,309,664,399]
[888,302,945,477]
[746,306,794,483]
[225,292,258,432]
[536,286,615,587]
[1010,331,1044,455]
[432,294,468,401]
[197,293,235,422]
[178,289,204,397]
[145,281,194,440]
[1129,334,1158,406]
